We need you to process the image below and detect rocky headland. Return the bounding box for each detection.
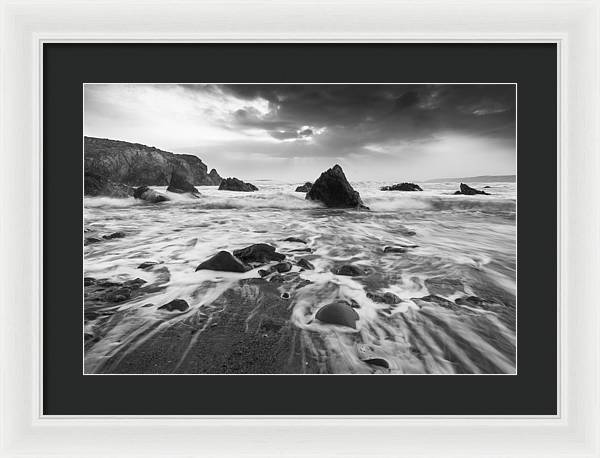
[84,137,221,196]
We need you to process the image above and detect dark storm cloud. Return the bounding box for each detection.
[195,84,516,158]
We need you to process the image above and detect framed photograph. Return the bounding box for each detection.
[1,1,599,457]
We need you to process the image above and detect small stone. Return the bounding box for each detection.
[85,237,101,245]
[138,261,159,269]
[364,358,390,369]
[103,231,126,240]
[333,264,365,276]
[283,237,307,244]
[297,258,315,270]
[281,292,290,299]
[272,262,292,273]
[383,246,407,253]
[158,299,189,312]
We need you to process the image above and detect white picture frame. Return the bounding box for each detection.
[1,0,598,456]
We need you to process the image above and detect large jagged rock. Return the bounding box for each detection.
[306,164,368,209]
[195,251,250,273]
[84,137,221,186]
[233,243,285,265]
[167,169,200,195]
[454,183,490,195]
[84,172,134,198]
[218,177,258,192]
[295,182,312,192]
[208,169,221,185]
[380,182,422,191]
[133,186,170,203]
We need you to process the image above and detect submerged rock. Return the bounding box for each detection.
[305,164,368,209]
[103,231,126,240]
[85,237,101,245]
[167,169,200,196]
[272,262,293,273]
[138,261,159,269]
[455,295,497,308]
[233,243,285,265]
[158,299,189,312]
[315,301,360,329]
[412,294,459,310]
[454,183,490,195]
[283,237,307,244]
[218,177,258,192]
[367,291,402,304]
[297,258,315,270]
[133,186,170,203]
[380,182,423,191]
[295,182,313,192]
[333,264,365,276]
[383,246,407,254]
[195,251,250,273]
[84,172,134,198]
[424,277,464,296]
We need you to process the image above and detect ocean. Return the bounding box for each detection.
[84,180,516,374]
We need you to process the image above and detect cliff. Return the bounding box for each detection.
[84,137,222,186]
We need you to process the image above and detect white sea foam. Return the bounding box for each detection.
[84,180,517,374]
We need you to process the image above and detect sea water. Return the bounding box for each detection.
[84,181,516,374]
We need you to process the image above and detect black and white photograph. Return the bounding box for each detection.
[83,83,517,375]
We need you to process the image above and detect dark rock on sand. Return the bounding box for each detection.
[283,237,307,244]
[85,136,221,186]
[258,269,270,278]
[84,172,134,198]
[333,264,365,276]
[167,169,200,195]
[218,177,258,192]
[233,243,285,265]
[85,237,101,245]
[383,246,407,254]
[295,182,313,192]
[380,182,422,191]
[297,258,315,270]
[133,186,170,203]
[367,291,402,304]
[158,299,189,312]
[315,301,360,329]
[305,164,368,209]
[138,261,159,269]
[454,183,490,195]
[103,231,126,240]
[483,185,491,188]
[281,292,290,299]
[195,251,250,273]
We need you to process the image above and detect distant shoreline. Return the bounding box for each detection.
[425,175,516,183]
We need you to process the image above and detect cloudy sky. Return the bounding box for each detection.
[84,83,516,182]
